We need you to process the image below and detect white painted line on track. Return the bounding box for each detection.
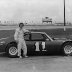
[0,37,9,40]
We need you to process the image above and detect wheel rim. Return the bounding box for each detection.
[9,47,17,55]
[64,45,72,55]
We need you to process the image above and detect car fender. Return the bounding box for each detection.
[61,41,72,50]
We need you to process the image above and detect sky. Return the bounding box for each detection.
[0,0,72,23]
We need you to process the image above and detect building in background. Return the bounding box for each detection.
[42,17,52,24]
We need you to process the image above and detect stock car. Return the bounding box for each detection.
[0,31,72,57]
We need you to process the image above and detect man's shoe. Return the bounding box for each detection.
[25,56,28,58]
[19,56,22,58]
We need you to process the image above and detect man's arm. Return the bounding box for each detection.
[14,29,19,41]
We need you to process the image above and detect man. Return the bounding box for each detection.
[14,23,30,58]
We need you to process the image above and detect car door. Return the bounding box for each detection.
[31,33,47,52]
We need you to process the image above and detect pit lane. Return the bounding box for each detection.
[0,53,72,72]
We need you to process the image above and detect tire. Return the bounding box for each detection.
[6,44,18,58]
[63,43,72,56]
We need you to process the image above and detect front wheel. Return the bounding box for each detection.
[6,44,18,57]
[63,43,72,56]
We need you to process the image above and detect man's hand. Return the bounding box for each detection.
[28,31,31,35]
[24,31,31,36]
[14,39,19,43]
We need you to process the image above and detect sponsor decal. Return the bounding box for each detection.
[42,42,45,50]
[35,42,45,51]
[35,42,39,51]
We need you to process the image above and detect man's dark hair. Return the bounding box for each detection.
[19,23,24,27]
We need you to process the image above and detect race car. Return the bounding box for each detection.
[0,31,72,57]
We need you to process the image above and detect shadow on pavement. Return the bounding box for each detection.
[0,52,65,58]
[0,53,8,57]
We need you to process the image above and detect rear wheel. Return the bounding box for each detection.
[6,44,18,57]
[63,43,72,56]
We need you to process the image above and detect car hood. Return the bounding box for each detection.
[53,38,71,42]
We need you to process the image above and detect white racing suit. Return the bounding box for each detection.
[14,28,29,56]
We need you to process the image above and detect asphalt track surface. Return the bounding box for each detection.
[0,53,72,72]
[0,25,72,39]
[0,25,72,30]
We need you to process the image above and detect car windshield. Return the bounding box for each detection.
[43,33,53,41]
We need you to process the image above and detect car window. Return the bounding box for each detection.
[32,33,44,41]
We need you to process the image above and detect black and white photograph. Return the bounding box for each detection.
[0,0,72,72]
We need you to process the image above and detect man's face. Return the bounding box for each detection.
[19,24,24,29]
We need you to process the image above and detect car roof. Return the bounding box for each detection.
[31,32,46,34]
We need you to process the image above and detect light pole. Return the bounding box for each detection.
[64,0,66,31]
[64,0,65,26]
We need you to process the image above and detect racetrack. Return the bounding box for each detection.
[0,26,72,72]
[0,25,72,30]
[0,25,72,39]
